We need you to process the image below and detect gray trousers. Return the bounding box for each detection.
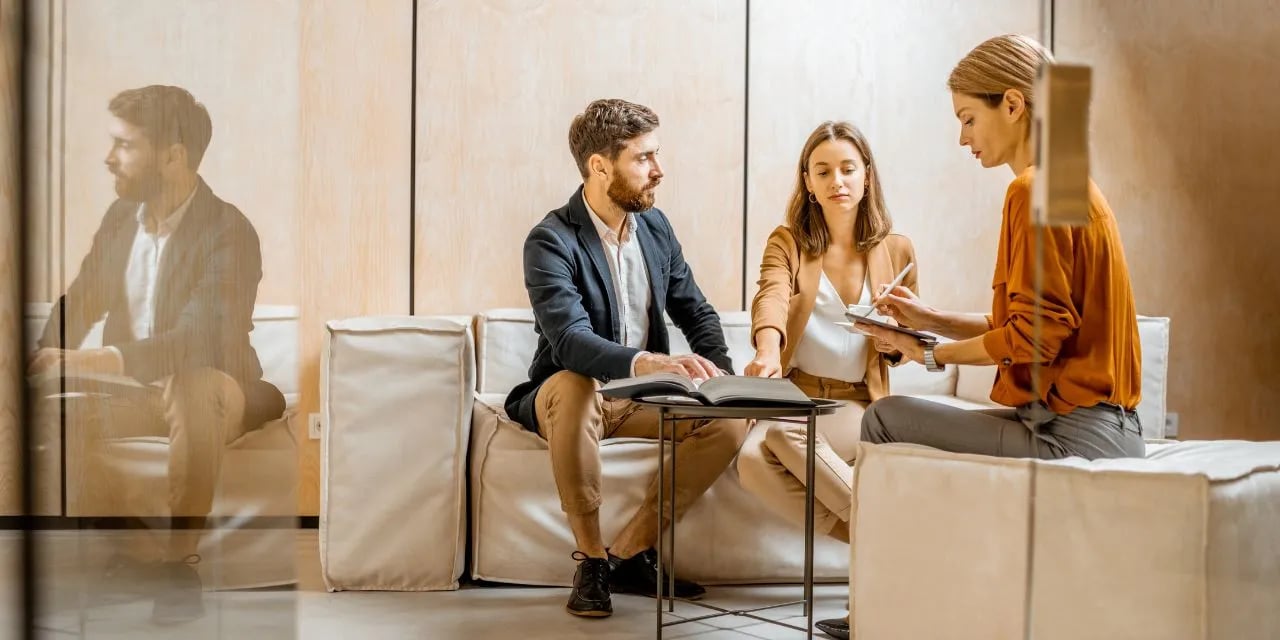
[861,396,1145,460]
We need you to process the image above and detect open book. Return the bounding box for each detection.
[599,373,815,407]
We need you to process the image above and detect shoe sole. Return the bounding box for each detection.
[814,622,850,640]
[565,606,613,618]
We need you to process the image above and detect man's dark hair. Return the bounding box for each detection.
[109,85,213,171]
[568,99,659,179]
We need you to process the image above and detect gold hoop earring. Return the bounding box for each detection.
[808,192,817,204]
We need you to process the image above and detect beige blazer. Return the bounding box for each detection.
[750,225,918,401]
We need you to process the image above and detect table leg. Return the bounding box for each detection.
[656,408,666,638]
[668,411,677,614]
[805,411,816,639]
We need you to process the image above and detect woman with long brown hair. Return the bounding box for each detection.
[737,121,917,553]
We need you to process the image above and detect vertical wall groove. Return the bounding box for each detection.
[409,0,418,315]
[740,0,751,310]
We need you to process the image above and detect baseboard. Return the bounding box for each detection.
[0,515,318,530]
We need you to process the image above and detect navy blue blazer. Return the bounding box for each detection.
[504,186,733,432]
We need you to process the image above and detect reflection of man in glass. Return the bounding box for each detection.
[27,85,284,623]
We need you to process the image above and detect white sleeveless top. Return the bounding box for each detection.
[790,271,872,383]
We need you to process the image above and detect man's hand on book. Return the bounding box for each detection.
[634,353,723,382]
[27,348,124,377]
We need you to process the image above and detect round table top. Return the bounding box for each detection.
[630,396,845,418]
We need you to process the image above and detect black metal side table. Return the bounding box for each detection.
[630,396,845,639]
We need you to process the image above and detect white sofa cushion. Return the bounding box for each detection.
[476,309,757,396]
[321,316,474,592]
[849,439,1280,640]
[469,393,849,585]
[472,309,1170,435]
[888,361,959,397]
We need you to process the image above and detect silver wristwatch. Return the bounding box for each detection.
[923,343,944,372]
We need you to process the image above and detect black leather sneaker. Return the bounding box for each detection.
[566,551,613,617]
[608,548,705,600]
[815,616,850,639]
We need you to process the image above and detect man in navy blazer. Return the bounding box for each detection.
[28,85,282,624]
[505,99,748,618]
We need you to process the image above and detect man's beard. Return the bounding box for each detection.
[112,168,163,202]
[607,177,659,213]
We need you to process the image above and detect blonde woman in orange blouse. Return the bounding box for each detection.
[860,34,1144,462]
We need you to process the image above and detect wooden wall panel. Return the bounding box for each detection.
[297,0,413,514]
[1056,0,1280,440]
[747,1,1040,314]
[0,0,21,515]
[58,0,300,305]
[414,0,746,314]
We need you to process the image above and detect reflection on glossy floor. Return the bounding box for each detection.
[1,529,849,639]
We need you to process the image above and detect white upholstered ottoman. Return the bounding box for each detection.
[849,439,1280,640]
[320,316,474,591]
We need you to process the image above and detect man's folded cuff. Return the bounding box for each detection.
[629,351,648,377]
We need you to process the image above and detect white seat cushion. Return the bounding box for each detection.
[903,393,1002,412]
[849,439,1280,640]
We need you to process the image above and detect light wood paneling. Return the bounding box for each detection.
[747,1,1040,313]
[1056,0,1280,440]
[0,0,21,515]
[58,0,300,305]
[414,0,746,314]
[297,0,413,514]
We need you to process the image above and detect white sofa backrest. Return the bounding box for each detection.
[24,302,301,408]
[475,308,758,394]
[473,307,954,396]
[473,307,1172,437]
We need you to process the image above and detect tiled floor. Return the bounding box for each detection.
[2,530,849,639]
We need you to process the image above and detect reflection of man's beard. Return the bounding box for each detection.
[112,169,162,201]
[607,178,659,213]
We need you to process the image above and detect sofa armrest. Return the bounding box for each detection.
[320,315,475,591]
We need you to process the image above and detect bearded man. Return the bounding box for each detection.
[29,85,282,624]
[504,98,748,618]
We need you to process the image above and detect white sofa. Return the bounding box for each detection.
[25,303,300,589]
[468,310,1171,587]
[319,308,1174,591]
